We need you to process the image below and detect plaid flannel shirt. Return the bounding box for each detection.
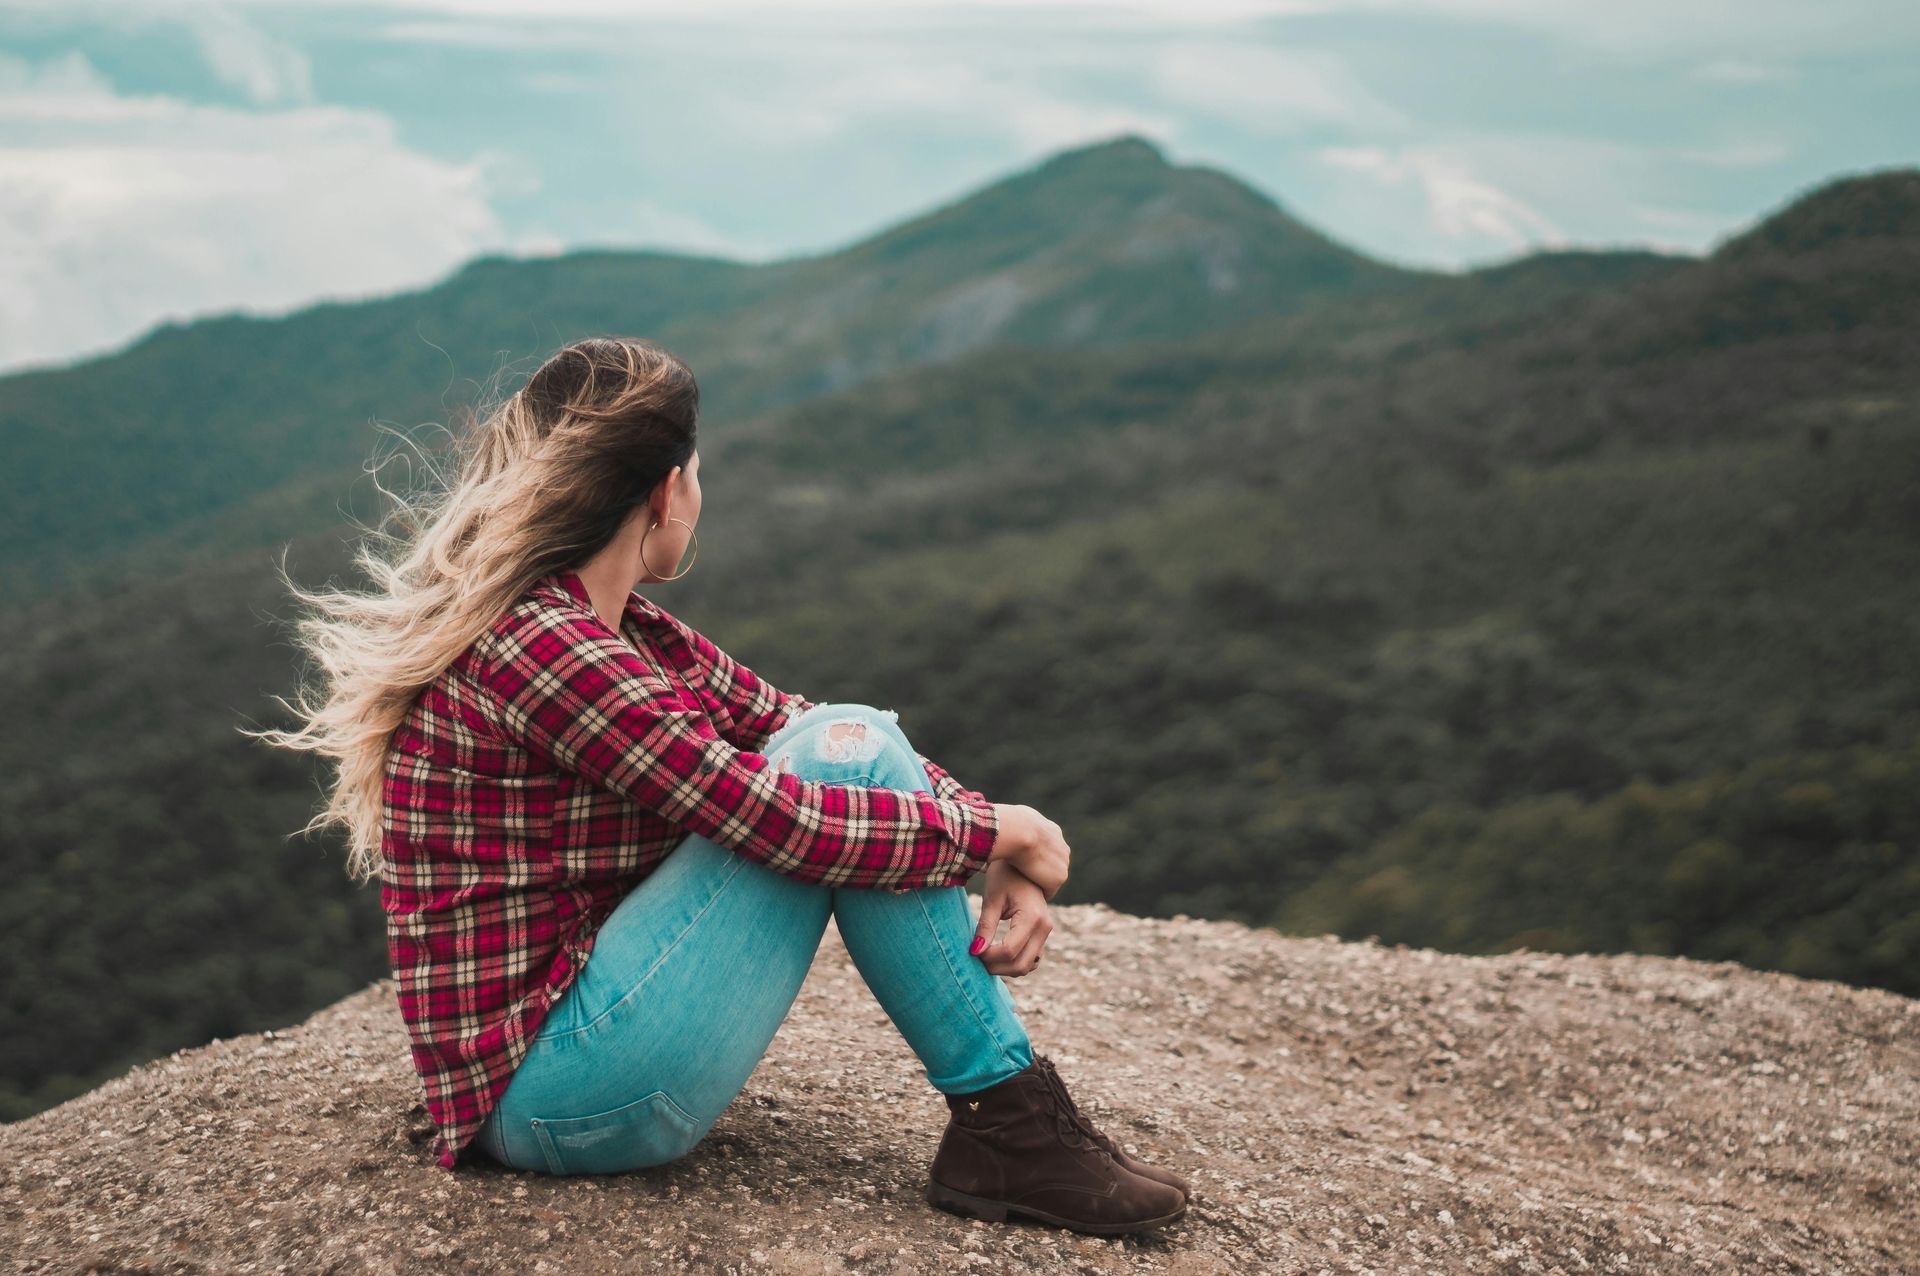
[380,567,999,1168]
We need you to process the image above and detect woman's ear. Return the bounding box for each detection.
[647,467,684,525]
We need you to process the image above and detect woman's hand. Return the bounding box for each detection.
[987,803,1070,900]
[970,860,1054,977]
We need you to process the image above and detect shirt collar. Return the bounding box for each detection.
[546,566,662,628]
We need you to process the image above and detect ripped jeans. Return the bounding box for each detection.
[473,702,1035,1176]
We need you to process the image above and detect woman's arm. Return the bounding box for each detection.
[660,610,988,807]
[475,601,999,891]
[655,609,815,754]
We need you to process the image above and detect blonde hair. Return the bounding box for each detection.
[241,335,700,882]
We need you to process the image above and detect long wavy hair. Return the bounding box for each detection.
[242,335,700,882]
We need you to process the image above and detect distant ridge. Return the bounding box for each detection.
[0,130,1415,595]
[1715,167,1920,260]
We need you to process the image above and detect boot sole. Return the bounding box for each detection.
[926,1178,1187,1236]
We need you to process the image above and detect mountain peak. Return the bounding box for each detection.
[1715,166,1920,261]
[1030,131,1171,174]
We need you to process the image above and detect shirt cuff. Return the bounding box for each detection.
[886,794,998,894]
[944,794,1000,887]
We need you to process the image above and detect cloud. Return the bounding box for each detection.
[178,5,315,105]
[1671,139,1790,168]
[0,47,114,96]
[0,50,513,374]
[622,199,781,262]
[265,0,1920,58]
[1249,0,1917,57]
[373,18,623,50]
[1626,202,1729,253]
[692,55,1177,155]
[1319,144,1563,251]
[1690,59,1796,84]
[1148,42,1405,133]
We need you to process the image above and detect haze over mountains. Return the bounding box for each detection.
[2,136,1414,598]
[2,134,1916,1124]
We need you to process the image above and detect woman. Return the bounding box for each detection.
[256,335,1189,1236]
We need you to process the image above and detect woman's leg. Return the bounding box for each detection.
[476,823,834,1174]
[475,702,862,1173]
[476,701,1031,1175]
[767,704,1035,1094]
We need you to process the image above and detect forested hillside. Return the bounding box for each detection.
[2,137,1914,1122]
[0,135,1418,601]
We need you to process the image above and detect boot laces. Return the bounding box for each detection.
[1035,1055,1106,1152]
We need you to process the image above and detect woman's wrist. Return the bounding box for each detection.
[987,803,1029,864]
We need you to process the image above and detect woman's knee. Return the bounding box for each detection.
[769,703,915,770]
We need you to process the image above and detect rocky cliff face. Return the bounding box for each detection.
[2,903,1914,1274]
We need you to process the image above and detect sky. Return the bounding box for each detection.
[1,0,1915,376]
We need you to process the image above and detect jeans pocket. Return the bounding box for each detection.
[528,1089,704,1175]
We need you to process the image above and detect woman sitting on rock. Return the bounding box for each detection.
[260,335,1190,1236]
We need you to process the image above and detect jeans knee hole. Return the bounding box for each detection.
[816,717,887,765]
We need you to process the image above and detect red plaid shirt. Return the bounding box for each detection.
[380,567,999,1168]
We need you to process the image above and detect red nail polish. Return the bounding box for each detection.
[969,936,986,955]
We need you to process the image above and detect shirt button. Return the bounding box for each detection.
[700,760,718,774]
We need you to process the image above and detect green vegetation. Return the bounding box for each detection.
[2,138,1915,1121]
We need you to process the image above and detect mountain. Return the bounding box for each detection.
[2,149,1917,1131]
[2,905,1912,1273]
[684,134,1418,398]
[1714,167,1920,261]
[0,134,1419,601]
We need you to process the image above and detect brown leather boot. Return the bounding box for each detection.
[926,1052,1187,1236]
[1029,1053,1191,1201]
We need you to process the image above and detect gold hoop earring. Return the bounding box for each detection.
[639,516,698,582]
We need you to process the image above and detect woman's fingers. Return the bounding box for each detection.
[971,893,1008,960]
[1015,917,1052,972]
[1010,913,1053,975]
[982,911,1046,976]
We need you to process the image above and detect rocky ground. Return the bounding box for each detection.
[2,902,1915,1274]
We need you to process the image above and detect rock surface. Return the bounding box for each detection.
[2,902,1915,1274]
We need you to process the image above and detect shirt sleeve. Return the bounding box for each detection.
[663,613,988,813]
[656,609,817,754]
[916,750,987,807]
[476,601,999,890]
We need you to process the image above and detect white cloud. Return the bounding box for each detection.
[1148,43,1404,133]
[622,199,781,261]
[0,47,114,95]
[699,58,1176,155]
[240,0,1920,57]
[1627,202,1728,253]
[1255,0,1917,56]
[505,230,568,258]
[178,5,314,104]
[0,50,511,374]
[1672,139,1790,168]
[1691,59,1796,84]
[373,18,625,49]
[518,69,598,94]
[324,0,1326,23]
[1319,144,1563,251]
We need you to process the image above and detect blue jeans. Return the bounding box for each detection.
[474,701,1035,1175]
